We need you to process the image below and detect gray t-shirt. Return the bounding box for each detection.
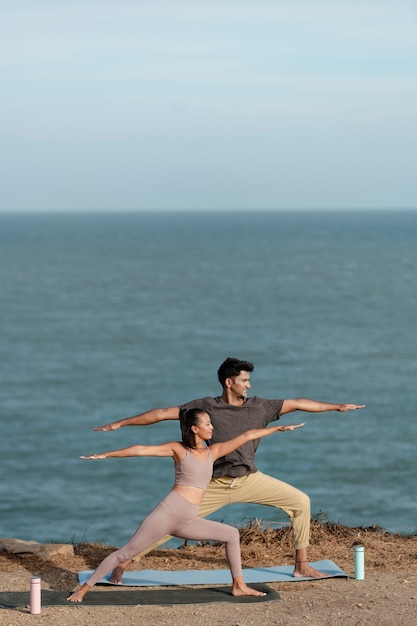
[180,396,283,478]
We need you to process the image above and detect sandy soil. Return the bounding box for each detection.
[1,521,417,626]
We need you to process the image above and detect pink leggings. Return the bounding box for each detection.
[86,490,242,587]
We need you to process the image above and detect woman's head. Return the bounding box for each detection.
[180,408,213,448]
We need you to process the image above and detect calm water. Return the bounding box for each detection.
[1,210,416,546]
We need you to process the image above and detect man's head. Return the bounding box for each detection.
[217,357,254,388]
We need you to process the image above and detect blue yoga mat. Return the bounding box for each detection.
[79,559,348,586]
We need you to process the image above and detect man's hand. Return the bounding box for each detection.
[93,422,121,432]
[337,404,365,412]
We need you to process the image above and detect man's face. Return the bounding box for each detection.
[227,370,251,399]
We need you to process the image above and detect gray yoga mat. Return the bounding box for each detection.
[0,584,280,607]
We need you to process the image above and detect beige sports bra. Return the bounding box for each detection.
[174,448,213,489]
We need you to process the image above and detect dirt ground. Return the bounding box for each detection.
[1,521,417,626]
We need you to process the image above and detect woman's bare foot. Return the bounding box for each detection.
[293,561,327,579]
[232,577,266,597]
[108,566,124,585]
[109,558,132,584]
[67,583,90,603]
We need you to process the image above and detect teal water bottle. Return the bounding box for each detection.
[354,546,365,580]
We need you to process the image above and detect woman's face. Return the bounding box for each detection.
[194,412,214,440]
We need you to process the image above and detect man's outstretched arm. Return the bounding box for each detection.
[93,406,180,431]
[280,398,365,415]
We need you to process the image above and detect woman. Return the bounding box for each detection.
[68,409,304,602]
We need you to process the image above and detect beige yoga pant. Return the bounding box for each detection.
[87,490,242,587]
[132,471,310,561]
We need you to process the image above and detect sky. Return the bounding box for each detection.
[1,0,416,212]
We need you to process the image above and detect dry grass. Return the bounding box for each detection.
[2,520,417,589]
[74,519,417,578]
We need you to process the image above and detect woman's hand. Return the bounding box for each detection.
[278,423,305,431]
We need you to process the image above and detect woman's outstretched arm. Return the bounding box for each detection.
[209,423,305,462]
[80,441,182,460]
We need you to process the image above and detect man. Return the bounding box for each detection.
[95,357,365,580]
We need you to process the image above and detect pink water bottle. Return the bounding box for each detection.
[30,576,41,614]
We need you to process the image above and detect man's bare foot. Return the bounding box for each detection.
[293,561,327,579]
[232,578,266,597]
[108,566,124,585]
[67,584,89,603]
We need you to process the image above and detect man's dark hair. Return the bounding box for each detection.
[217,357,254,387]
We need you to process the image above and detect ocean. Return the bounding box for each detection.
[1,209,416,547]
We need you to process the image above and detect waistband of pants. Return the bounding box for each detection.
[211,475,250,488]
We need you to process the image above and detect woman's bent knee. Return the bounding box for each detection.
[226,526,240,543]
